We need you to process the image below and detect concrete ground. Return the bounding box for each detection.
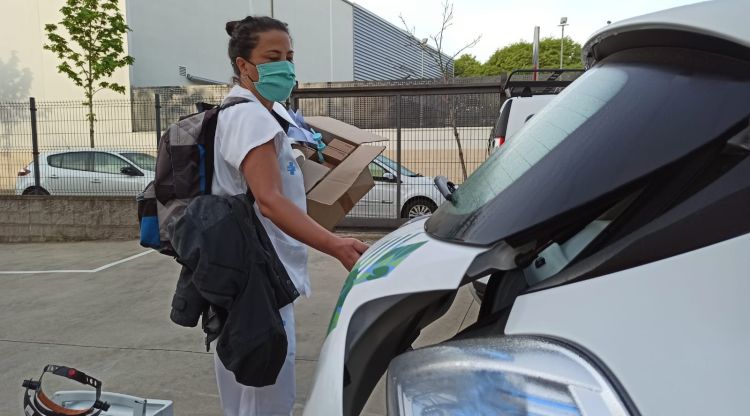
[0,237,479,416]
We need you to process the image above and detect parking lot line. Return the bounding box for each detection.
[0,249,154,274]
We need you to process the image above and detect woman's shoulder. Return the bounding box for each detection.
[219,95,276,126]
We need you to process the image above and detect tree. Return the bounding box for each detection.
[400,2,481,181]
[483,37,583,75]
[44,0,134,148]
[454,54,483,78]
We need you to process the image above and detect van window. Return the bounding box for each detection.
[492,99,513,139]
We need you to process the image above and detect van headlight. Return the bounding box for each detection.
[387,336,631,416]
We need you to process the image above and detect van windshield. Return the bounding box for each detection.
[426,48,750,245]
[451,68,627,215]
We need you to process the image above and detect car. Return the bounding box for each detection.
[16,149,155,196]
[349,155,445,219]
[488,69,583,153]
[302,2,750,415]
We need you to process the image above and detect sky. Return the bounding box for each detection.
[353,0,704,62]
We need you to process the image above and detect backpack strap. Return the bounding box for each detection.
[219,96,251,110]
[216,96,257,203]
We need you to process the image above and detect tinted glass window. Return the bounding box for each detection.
[427,48,750,246]
[448,69,627,216]
[369,162,386,178]
[48,152,91,171]
[94,153,132,174]
[492,99,513,138]
[377,155,418,177]
[121,152,156,171]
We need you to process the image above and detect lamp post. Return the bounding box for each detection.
[558,17,569,68]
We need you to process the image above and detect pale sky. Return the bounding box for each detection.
[354,0,704,61]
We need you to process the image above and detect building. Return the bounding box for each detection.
[0,0,451,101]
[0,0,131,101]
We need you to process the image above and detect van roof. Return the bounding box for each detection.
[584,0,750,67]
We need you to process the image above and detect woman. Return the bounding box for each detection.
[213,16,368,416]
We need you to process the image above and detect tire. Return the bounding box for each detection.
[401,197,437,219]
[22,186,50,196]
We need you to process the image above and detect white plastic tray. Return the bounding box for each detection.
[52,391,173,416]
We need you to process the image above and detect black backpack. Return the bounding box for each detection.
[137,97,248,255]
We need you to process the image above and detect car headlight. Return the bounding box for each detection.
[387,336,631,416]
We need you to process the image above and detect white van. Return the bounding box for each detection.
[489,69,583,152]
[489,94,555,149]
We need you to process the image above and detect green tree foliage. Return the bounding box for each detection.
[44,0,134,147]
[456,37,583,77]
[454,54,484,77]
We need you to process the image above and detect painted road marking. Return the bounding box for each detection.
[0,250,154,274]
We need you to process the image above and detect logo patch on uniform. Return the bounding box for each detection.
[287,161,297,175]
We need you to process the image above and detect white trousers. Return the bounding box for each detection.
[214,303,296,416]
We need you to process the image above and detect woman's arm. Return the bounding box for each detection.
[241,141,368,270]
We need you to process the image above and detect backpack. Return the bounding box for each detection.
[137,97,249,255]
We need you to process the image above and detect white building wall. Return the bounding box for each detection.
[331,0,355,82]
[251,0,354,83]
[125,0,251,87]
[0,0,131,101]
[126,0,354,87]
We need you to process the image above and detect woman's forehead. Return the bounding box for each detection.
[255,30,292,53]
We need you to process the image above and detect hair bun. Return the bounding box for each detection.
[225,20,239,36]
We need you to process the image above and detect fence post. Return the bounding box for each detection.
[154,93,162,143]
[395,94,402,220]
[29,97,41,191]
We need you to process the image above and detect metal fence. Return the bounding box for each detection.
[292,82,504,225]
[0,81,504,224]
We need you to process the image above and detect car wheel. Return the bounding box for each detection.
[401,198,437,219]
[22,186,50,196]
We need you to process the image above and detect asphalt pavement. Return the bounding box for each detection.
[0,238,478,415]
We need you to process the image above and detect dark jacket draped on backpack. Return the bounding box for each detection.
[169,193,299,387]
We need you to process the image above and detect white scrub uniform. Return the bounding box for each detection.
[211,85,311,416]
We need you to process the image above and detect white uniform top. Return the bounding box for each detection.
[212,85,311,297]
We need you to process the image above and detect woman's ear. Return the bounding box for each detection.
[236,57,257,83]
[236,57,249,76]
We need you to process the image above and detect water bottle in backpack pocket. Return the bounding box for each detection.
[137,181,160,250]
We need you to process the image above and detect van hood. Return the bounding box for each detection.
[303,218,487,416]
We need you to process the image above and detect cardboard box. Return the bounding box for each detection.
[298,116,387,230]
[322,139,356,164]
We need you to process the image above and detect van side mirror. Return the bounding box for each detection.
[434,176,456,201]
[383,172,396,182]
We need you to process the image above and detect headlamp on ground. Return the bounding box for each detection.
[22,364,110,416]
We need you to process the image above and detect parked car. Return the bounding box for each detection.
[302,2,750,415]
[349,155,445,219]
[488,69,583,153]
[16,149,155,196]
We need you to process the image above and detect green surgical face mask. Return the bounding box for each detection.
[246,60,296,102]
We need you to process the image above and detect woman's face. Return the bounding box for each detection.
[237,29,294,85]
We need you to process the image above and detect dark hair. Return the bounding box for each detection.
[226,16,289,77]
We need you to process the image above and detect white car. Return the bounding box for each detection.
[16,149,155,196]
[349,155,445,219]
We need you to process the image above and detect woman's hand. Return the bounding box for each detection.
[324,236,369,271]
